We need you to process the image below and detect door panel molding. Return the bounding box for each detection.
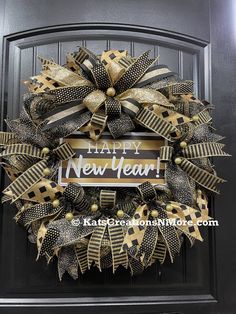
[0,22,216,311]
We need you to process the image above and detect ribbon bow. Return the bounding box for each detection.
[1,141,75,202]
[121,181,210,265]
[28,47,196,142]
[160,140,230,193]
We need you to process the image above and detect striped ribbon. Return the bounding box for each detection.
[41,100,87,131]
[3,159,48,201]
[0,144,43,159]
[152,236,167,264]
[114,51,157,94]
[0,132,18,145]
[108,224,128,273]
[120,98,141,118]
[53,142,75,160]
[135,108,181,141]
[160,146,174,162]
[100,190,116,209]
[182,142,230,159]
[63,183,90,211]
[75,246,88,274]
[72,47,98,66]
[134,65,175,88]
[87,224,107,271]
[180,158,225,193]
[117,56,133,69]
[194,108,212,125]
[2,142,75,201]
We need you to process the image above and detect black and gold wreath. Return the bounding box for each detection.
[0,47,230,280]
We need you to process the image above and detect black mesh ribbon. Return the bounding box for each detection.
[39,215,96,260]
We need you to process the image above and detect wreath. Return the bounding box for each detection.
[0,47,230,280]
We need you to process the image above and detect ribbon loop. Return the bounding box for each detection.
[100,190,116,209]
[105,97,121,117]
[137,181,157,202]
[53,142,75,160]
[160,146,174,162]
[120,98,141,118]
[90,63,112,90]
[114,51,156,94]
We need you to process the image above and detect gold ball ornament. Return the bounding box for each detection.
[91,203,98,212]
[65,212,74,221]
[151,209,158,218]
[52,199,60,208]
[174,157,182,165]
[42,147,50,155]
[43,168,51,176]
[116,210,124,218]
[192,115,199,122]
[106,87,116,97]
[180,141,187,149]
[166,204,173,211]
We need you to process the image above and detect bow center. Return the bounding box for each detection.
[106,87,116,97]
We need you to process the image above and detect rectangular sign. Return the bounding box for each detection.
[59,132,166,187]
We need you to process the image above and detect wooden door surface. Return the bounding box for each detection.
[0,0,235,313]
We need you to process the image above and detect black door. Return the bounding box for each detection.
[0,0,235,313]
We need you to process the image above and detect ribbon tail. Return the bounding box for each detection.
[157,208,181,263]
[108,224,128,273]
[135,108,180,141]
[58,246,79,281]
[75,245,88,274]
[179,158,226,193]
[3,159,48,202]
[87,224,107,271]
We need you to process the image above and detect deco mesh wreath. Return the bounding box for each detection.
[0,47,230,280]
